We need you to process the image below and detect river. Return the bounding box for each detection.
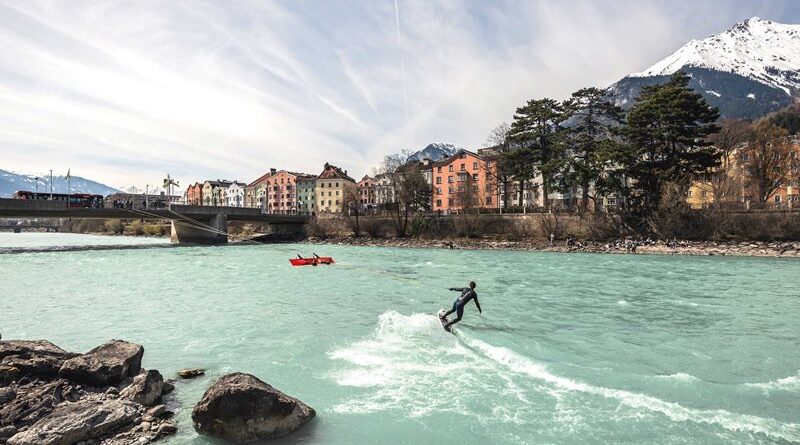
[1,233,799,444]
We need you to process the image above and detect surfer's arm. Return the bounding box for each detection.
[474,296,482,313]
[449,287,465,292]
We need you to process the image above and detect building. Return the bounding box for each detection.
[244,169,276,209]
[186,182,203,206]
[315,163,357,213]
[264,170,313,214]
[431,149,499,214]
[297,176,317,215]
[357,175,377,211]
[374,173,395,208]
[202,180,233,206]
[685,138,800,209]
[225,181,247,207]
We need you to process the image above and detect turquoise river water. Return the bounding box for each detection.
[1,233,799,445]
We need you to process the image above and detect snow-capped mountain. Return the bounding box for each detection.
[610,17,800,119]
[406,143,461,162]
[0,169,120,197]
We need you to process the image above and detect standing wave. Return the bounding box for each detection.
[460,333,800,443]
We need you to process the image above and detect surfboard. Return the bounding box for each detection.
[438,309,452,333]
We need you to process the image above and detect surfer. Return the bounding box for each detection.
[441,281,481,329]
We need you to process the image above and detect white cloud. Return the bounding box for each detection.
[0,0,793,190]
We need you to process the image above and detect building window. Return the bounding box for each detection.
[336,182,339,187]
[686,190,693,198]
[449,165,454,172]
[775,195,782,203]
[486,196,492,204]
[473,162,478,170]
[436,187,442,195]
[448,198,454,205]
[448,176,454,183]
[436,177,442,184]
[436,199,442,207]
[473,173,479,181]
[437,167,442,173]
[460,163,465,171]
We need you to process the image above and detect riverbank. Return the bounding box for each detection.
[303,236,800,257]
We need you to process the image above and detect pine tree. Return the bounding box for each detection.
[508,98,567,209]
[561,87,624,211]
[619,72,720,213]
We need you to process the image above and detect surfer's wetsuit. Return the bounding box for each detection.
[443,287,481,328]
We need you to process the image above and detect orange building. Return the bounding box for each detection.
[186,182,203,206]
[431,149,498,213]
[264,170,315,214]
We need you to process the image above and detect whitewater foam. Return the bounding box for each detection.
[462,336,800,443]
[745,372,800,393]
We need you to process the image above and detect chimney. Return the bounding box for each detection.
[324,162,330,169]
[345,170,348,176]
[270,168,276,175]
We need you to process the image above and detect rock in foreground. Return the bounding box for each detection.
[59,340,143,386]
[0,338,176,445]
[192,373,315,443]
[7,399,138,445]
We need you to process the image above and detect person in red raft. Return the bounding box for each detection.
[440,281,481,329]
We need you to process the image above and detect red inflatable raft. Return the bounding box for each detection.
[290,256,335,266]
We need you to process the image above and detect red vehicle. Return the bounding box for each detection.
[290,255,335,266]
[14,191,104,208]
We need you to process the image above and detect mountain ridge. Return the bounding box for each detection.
[609,17,800,119]
[0,169,121,197]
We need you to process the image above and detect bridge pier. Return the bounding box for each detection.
[170,214,228,245]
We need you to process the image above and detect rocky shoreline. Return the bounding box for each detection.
[303,237,800,258]
[0,339,176,445]
[0,338,315,445]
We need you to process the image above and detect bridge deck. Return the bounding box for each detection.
[0,199,307,223]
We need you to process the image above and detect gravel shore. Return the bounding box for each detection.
[302,237,800,258]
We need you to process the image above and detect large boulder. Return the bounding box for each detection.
[192,373,315,443]
[120,369,163,406]
[7,399,139,445]
[0,340,78,380]
[58,340,143,387]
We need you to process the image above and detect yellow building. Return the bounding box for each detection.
[686,180,715,209]
[315,163,356,213]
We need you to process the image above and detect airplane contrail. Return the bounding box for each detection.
[393,0,409,120]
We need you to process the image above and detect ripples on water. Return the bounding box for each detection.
[1,234,799,444]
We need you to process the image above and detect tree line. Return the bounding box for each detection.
[490,71,800,219]
[371,71,800,236]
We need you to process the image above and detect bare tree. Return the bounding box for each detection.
[380,152,432,237]
[485,122,512,211]
[342,186,362,236]
[708,119,751,206]
[739,122,792,205]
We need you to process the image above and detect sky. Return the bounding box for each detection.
[0,0,798,191]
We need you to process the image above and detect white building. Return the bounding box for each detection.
[225,181,246,207]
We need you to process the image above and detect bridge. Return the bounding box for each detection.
[0,198,308,245]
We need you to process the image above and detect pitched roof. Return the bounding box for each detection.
[318,163,355,182]
[432,149,485,167]
[203,179,234,187]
